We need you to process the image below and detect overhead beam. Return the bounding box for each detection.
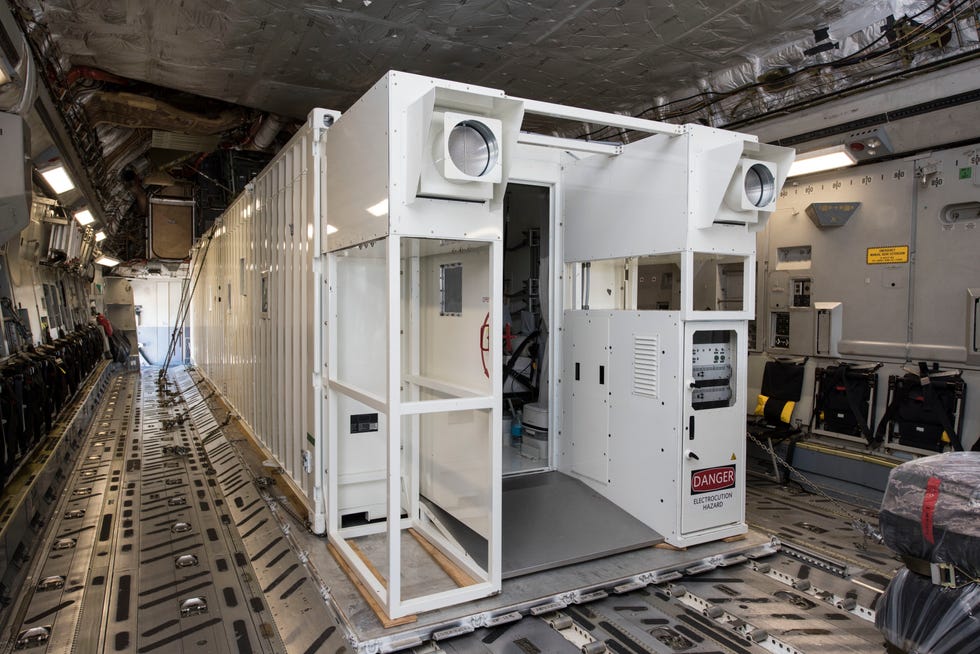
[515,97,684,137]
[516,132,623,156]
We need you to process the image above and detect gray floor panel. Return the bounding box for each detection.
[502,471,665,578]
[421,471,665,579]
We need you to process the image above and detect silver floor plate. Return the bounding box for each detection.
[502,471,665,578]
[422,471,665,579]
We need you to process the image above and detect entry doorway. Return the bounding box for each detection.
[130,278,188,366]
[502,183,553,474]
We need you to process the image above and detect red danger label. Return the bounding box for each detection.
[691,465,736,494]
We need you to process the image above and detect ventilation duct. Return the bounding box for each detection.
[0,111,30,246]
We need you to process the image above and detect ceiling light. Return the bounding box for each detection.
[95,255,120,267]
[0,66,10,87]
[41,165,76,194]
[787,144,857,178]
[326,224,339,235]
[366,199,388,217]
[95,230,106,242]
[74,209,95,226]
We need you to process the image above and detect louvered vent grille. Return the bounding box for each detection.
[633,335,659,398]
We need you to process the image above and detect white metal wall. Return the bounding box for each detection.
[130,278,185,364]
[750,143,980,451]
[191,121,321,508]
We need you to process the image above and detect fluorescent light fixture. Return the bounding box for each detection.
[787,144,857,178]
[41,165,76,194]
[95,255,120,267]
[95,230,106,242]
[366,199,388,217]
[74,209,95,226]
[326,224,339,235]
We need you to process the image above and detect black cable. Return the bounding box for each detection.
[160,233,214,371]
[577,0,975,141]
[503,330,540,393]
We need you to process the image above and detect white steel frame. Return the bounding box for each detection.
[325,235,502,618]
[320,72,705,619]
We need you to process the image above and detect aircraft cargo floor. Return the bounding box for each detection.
[0,366,900,653]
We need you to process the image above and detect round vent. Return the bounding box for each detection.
[447,120,499,178]
[744,163,776,208]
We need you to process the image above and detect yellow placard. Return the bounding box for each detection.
[866,245,909,265]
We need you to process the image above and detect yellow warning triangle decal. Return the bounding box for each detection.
[731,453,737,461]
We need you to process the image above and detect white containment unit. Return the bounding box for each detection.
[559,124,793,547]
[190,71,793,620]
[191,107,339,537]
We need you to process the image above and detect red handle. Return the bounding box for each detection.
[480,312,490,379]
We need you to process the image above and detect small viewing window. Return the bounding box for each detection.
[940,202,980,224]
[440,263,463,316]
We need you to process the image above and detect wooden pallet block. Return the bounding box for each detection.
[327,541,418,628]
[408,528,478,588]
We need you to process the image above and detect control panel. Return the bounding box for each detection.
[792,278,812,307]
[771,311,790,349]
[691,330,735,410]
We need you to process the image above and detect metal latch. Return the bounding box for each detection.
[931,562,957,588]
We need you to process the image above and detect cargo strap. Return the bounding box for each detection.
[814,363,877,445]
[915,362,964,452]
[873,362,964,451]
[901,555,979,589]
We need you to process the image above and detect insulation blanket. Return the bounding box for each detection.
[29,0,971,128]
[875,568,980,654]
[878,451,980,577]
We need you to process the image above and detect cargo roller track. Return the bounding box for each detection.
[1,368,344,654]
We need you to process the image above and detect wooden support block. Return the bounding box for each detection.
[408,528,478,588]
[347,539,390,589]
[723,533,747,543]
[327,541,417,628]
[654,541,687,551]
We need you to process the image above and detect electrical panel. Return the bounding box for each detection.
[792,279,811,307]
[562,313,748,547]
[691,331,734,410]
[771,311,790,349]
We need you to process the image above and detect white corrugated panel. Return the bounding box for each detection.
[190,115,324,520]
